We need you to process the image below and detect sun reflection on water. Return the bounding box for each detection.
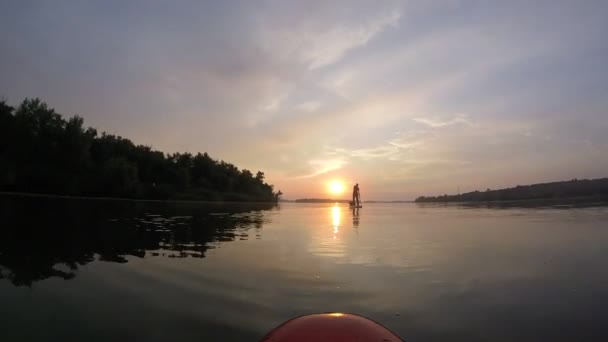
[308,204,347,258]
[332,205,341,235]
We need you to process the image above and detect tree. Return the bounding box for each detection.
[0,98,280,202]
[255,171,265,181]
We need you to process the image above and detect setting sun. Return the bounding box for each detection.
[328,180,345,195]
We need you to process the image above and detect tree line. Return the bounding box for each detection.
[415,178,608,203]
[0,98,281,202]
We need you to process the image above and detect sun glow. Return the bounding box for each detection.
[328,180,345,195]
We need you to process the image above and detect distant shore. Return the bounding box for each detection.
[293,198,350,203]
[415,178,608,204]
[291,198,412,203]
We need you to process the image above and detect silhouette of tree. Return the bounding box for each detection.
[0,98,281,202]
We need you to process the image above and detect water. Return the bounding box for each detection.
[2,195,608,341]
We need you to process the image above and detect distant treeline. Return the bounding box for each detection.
[0,98,281,202]
[365,200,411,203]
[293,199,410,203]
[295,198,351,203]
[415,178,608,203]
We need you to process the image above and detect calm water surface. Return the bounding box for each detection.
[2,195,608,341]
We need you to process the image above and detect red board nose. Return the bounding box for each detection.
[260,313,404,342]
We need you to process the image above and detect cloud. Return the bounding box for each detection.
[294,101,322,112]
[259,7,401,70]
[388,132,429,149]
[262,98,282,112]
[296,158,348,178]
[321,69,355,98]
[349,145,400,160]
[412,114,474,128]
[328,131,428,162]
[303,10,401,70]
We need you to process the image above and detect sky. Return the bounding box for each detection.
[1,0,607,200]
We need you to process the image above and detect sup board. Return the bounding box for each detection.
[350,206,363,208]
[260,313,403,342]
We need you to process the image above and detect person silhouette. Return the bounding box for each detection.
[352,183,360,207]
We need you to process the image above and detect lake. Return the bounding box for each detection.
[2,195,608,341]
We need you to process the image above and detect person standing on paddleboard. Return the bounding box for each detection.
[352,183,360,207]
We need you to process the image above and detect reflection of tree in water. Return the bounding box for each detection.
[0,196,275,287]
